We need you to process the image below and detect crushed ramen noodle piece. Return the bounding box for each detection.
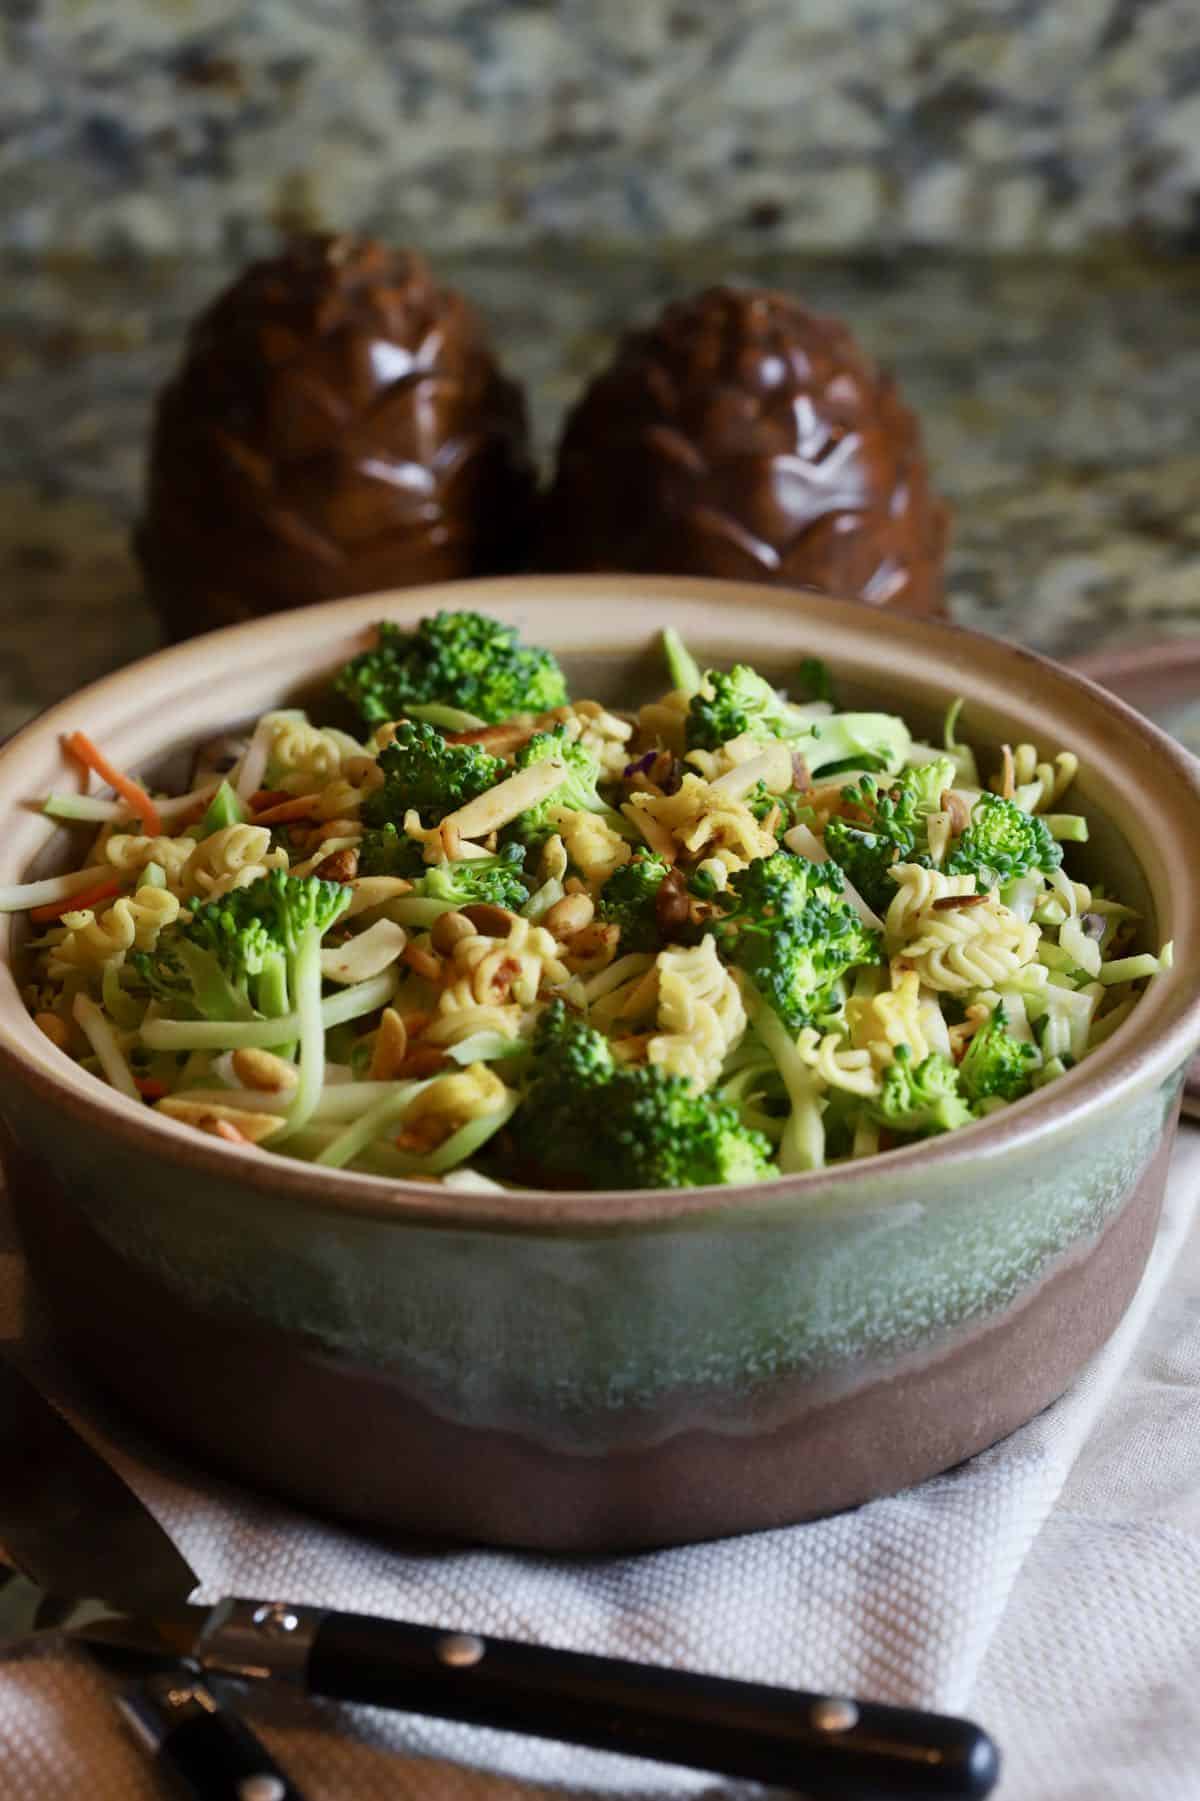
[438,914,569,1013]
[622,774,775,872]
[49,886,181,974]
[553,809,632,888]
[845,970,931,1070]
[644,937,746,1090]
[183,824,288,900]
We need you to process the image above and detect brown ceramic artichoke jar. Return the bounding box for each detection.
[539,285,948,616]
[137,235,536,639]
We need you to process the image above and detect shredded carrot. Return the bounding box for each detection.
[250,793,322,825]
[64,732,163,836]
[213,1117,251,1145]
[249,788,293,810]
[134,1076,168,1101]
[29,876,122,923]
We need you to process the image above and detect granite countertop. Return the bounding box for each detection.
[3,250,1200,740]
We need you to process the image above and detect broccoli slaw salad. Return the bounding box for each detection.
[3,610,1173,1193]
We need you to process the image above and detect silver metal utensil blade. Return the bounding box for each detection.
[0,1559,206,1673]
[0,1353,200,1612]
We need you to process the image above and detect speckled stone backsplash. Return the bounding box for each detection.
[7,0,1200,257]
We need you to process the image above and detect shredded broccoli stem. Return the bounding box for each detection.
[404,702,490,731]
[662,627,703,696]
[272,931,328,1140]
[0,866,112,913]
[388,1089,520,1175]
[314,1080,432,1168]
[42,793,126,823]
[138,970,399,1052]
[1042,814,1089,842]
[1100,944,1173,984]
[742,987,826,1173]
[72,992,139,1100]
[943,697,965,751]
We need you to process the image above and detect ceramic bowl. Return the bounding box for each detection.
[2,578,1199,1552]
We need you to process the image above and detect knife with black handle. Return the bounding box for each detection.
[0,1353,1000,1799]
[193,1599,996,1799]
[117,1671,305,1801]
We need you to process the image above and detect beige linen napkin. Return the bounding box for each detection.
[3,1128,1200,1801]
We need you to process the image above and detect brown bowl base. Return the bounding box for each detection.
[6,1116,1175,1552]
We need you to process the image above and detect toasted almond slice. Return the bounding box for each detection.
[320,918,408,984]
[621,802,677,863]
[156,1096,283,1142]
[710,742,793,798]
[440,760,567,841]
[343,876,414,919]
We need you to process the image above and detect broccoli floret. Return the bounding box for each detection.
[418,844,530,913]
[745,782,813,832]
[685,664,911,777]
[363,720,503,827]
[506,727,622,849]
[823,756,956,912]
[135,871,350,1029]
[866,1045,972,1137]
[707,851,881,1032]
[131,936,254,1022]
[946,793,1063,889]
[529,998,617,1089]
[687,665,795,750]
[959,1005,1039,1106]
[357,821,429,879]
[604,1066,778,1188]
[517,1000,776,1189]
[335,610,568,728]
[597,853,671,951]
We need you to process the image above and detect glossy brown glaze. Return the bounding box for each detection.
[8,1112,1173,1552]
[538,286,948,616]
[137,235,536,638]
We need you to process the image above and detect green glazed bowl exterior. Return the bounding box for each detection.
[1,577,1198,1549]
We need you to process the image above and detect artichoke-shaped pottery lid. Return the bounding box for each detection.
[138,234,535,638]
[539,284,948,616]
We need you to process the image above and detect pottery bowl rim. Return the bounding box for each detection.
[1,573,1198,1233]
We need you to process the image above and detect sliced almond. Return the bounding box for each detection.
[319,918,408,984]
[344,875,414,919]
[710,742,793,799]
[156,1096,283,1143]
[440,759,566,841]
[445,717,538,755]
